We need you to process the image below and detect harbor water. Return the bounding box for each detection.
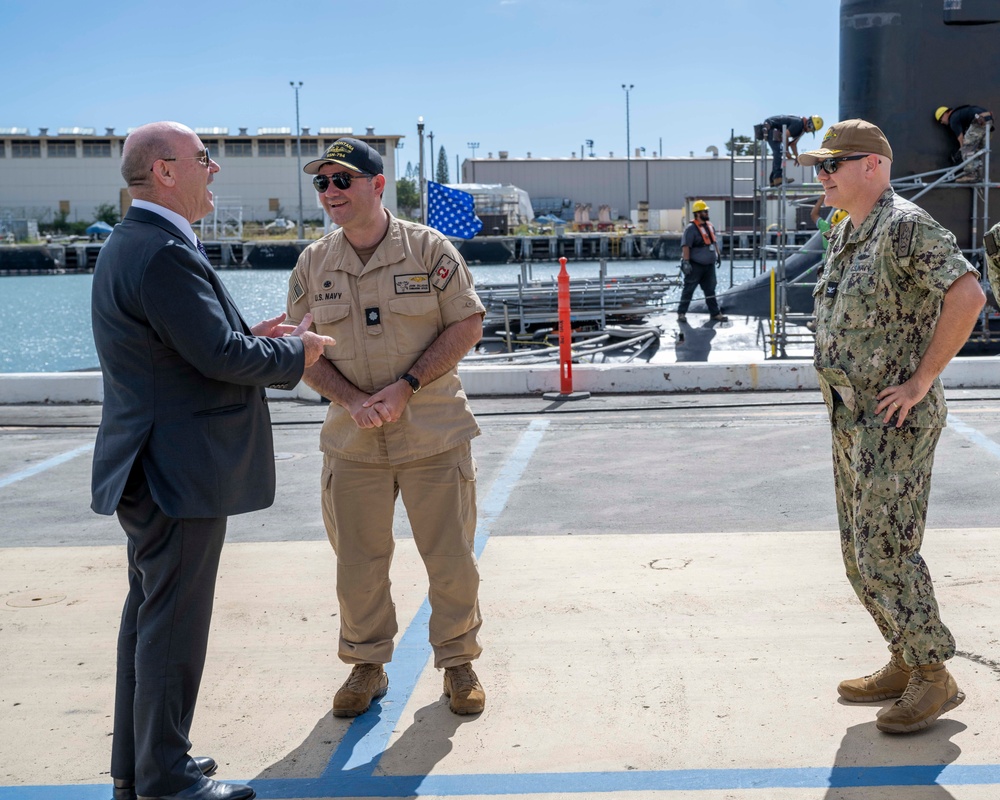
[0,260,767,373]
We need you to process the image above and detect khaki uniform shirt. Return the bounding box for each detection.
[287,212,485,464]
[813,189,978,428]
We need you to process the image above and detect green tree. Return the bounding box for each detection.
[726,135,763,157]
[436,146,450,184]
[94,202,120,226]
[396,178,419,214]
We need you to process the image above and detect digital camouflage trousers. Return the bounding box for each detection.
[830,400,956,666]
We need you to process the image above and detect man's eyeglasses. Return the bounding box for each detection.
[814,153,869,175]
[312,172,372,192]
[152,148,212,171]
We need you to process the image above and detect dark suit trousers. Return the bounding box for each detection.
[111,460,227,796]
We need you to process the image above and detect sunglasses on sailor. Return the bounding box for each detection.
[152,148,212,171]
[312,172,373,192]
[814,153,869,175]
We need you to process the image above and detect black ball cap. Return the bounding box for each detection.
[303,137,384,175]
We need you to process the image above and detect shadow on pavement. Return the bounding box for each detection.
[254,698,473,798]
[823,718,965,799]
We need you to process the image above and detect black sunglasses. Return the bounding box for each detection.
[153,148,211,171]
[312,172,372,192]
[814,153,869,175]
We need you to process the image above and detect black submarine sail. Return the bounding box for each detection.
[701,0,999,318]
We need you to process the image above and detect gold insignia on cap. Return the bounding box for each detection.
[329,142,353,156]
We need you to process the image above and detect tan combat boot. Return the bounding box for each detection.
[838,653,911,702]
[443,662,486,715]
[333,663,388,717]
[876,663,965,734]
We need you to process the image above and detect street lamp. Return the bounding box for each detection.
[622,83,634,224]
[417,117,425,224]
[586,139,594,158]
[429,131,435,183]
[290,81,304,239]
[467,141,479,159]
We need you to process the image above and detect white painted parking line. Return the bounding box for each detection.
[0,442,93,490]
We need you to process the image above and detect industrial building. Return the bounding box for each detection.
[1,123,822,241]
[461,151,818,232]
[0,126,402,233]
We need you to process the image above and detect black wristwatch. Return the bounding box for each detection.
[400,373,421,394]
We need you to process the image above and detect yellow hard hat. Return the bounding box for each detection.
[831,209,849,226]
[692,200,709,213]
[935,106,950,122]
[810,115,824,132]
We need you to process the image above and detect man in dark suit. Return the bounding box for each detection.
[91,121,333,800]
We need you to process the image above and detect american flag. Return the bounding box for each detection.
[427,181,483,239]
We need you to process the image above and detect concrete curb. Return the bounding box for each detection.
[0,357,997,404]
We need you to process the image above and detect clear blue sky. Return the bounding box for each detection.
[3,0,840,173]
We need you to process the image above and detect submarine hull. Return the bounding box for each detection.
[839,0,1000,249]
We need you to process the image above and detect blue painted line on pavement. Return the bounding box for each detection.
[947,413,1000,462]
[247,763,1000,796]
[7,763,1000,799]
[0,442,94,490]
[323,419,550,776]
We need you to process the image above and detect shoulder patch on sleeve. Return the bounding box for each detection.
[986,227,1000,258]
[893,220,916,259]
[431,253,460,291]
[289,273,305,303]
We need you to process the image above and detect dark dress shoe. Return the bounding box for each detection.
[112,757,219,800]
[192,757,218,778]
[138,776,255,800]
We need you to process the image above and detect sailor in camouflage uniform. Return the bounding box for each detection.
[985,222,1000,295]
[800,120,986,734]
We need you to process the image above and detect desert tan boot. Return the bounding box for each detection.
[837,654,911,702]
[443,662,486,715]
[876,663,965,734]
[333,663,388,717]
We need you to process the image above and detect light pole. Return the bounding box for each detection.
[467,141,479,159]
[429,131,435,183]
[622,83,634,224]
[417,117,425,224]
[586,139,594,158]
[290,81,304,239]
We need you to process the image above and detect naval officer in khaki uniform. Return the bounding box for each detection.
[286,138,487,717]
[803,119,985,734]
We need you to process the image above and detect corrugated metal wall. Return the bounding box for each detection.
[462,156,816,222]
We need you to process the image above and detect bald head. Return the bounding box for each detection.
[121,121,193,194]
[121,121,219,223]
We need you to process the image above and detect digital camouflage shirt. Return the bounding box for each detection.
[986,222,1000,296]
[813,189,977,428]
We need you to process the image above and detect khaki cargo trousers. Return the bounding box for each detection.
[321,440,483,669]
[830,400,956,667]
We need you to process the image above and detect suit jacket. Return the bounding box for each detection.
[91,206,304,518]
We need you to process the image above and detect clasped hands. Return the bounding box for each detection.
[351,380,414,429]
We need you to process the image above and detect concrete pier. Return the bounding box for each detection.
[3,390,1000,799]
